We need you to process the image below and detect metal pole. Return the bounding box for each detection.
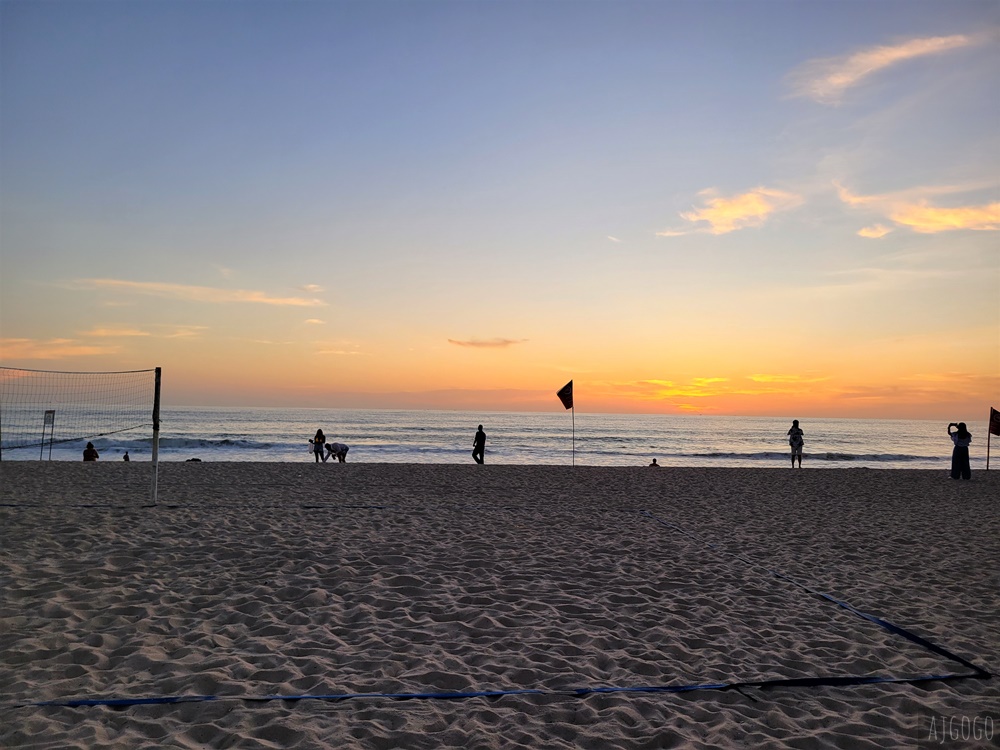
[150,367,161,505]
[48,414,54,461]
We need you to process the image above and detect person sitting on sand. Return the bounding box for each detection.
[123,451,129,462]
[947,422,972,480]
[310,429,327,463]
[83,442,99,461]
[787,420,804,468]
[649,458,660,467]
[325,442,349,463]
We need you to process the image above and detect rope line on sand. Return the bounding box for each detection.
[12,668,986,710]
[639,510,992,682]
[0,503,386,510]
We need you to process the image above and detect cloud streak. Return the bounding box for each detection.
[658,187,803,236]
[448,338,528,349]
[74,279,327,307]
[787,33,979,104]
[857,224,893,239]
[81,327,151,337]
[0,337,119,360]
[837,184,1000,234]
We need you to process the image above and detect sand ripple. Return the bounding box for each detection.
[1,464,997,748]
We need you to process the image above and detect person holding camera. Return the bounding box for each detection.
[947,422,973,480]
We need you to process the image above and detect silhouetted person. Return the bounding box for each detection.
[649,458,660,467]
[123,451,130,462]
[787,420,804,468]
[325,442,349,463]
[311,429,327,463]
[83,442,99,461]
[948,422,972,480]
[472,425,486,464]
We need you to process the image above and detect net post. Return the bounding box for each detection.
[150,367,161,505]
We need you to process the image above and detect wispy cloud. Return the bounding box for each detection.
[164,325,208,339]
[657,187,803,236]
[0,337,118,359]
[857,224,893,239]
[315,339,363,356]
[602,378,732,400]
[786,33,979,104]
[832,373,1000,403]
[891,202,1000,233]
[790,265,962,299]
[81,327,151,337]
[600,374,839,404]
[748,374,832,385]
[304,319,325,325]
[448,338,528,348]
[837,183,1000,233]
[300,284,324,293]
[74,279,327,307]
[607,236,622,243]
[80,324,207,339]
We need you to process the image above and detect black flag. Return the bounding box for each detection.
[556,380,573,410]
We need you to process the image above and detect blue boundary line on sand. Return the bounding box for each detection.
[13,671,985,710]
[7,508,991,711]
[638,511,992,682]
[0,503,386,510]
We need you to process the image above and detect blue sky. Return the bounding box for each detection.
[1,0,997,416]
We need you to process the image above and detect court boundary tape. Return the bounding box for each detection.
[5,508,992,711]
[638,510,992,682]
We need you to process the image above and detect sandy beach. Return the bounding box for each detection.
[1,463,997,749]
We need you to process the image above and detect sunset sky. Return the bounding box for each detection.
[1,0,997,418]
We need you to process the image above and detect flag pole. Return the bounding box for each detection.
[556,380,574,466]
[572,404,575,467]
[989,407,1000,471]
[989,408,993,471]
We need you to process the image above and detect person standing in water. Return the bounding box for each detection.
[310,429,327,463]
[947,422,972,480]
[787,420,804,468]
[472,425,486,464]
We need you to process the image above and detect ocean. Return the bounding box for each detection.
[1,406,991,470]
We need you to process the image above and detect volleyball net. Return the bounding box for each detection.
[0,367,162,501]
